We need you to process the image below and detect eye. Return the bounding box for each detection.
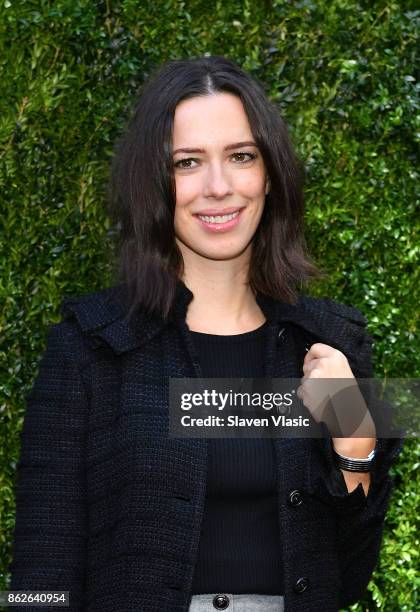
[174,158,198,169]
[232,152,257,163]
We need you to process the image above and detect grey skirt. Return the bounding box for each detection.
[188,593,285,611]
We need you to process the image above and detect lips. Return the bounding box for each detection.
[194,206,244,216]
[194,207,244,233]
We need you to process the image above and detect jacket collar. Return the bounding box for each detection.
[61,279,366,358]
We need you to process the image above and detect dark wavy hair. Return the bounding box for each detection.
[107,55,324,322]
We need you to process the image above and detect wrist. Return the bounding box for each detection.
[332,437,377,458]
[332,438,377,473]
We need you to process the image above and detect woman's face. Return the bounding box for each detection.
[172,92,269,266]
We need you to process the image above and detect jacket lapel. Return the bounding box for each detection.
[61,283,165,353]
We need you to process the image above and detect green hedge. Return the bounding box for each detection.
[0,1,418,610]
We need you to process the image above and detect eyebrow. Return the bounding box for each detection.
[173,141,258,155]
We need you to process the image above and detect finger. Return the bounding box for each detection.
[303,359,321,375]
[303,367,324,379]
[305,343,339,361]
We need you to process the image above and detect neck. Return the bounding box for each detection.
[181,270,266,335]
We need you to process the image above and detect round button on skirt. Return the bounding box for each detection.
[188,593,285,611]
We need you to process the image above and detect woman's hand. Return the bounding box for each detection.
[297,342,376,496]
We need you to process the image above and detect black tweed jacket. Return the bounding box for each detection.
[9,281,403,612]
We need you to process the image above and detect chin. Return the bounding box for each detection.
[176,232,254,259]
[197,243,252,261]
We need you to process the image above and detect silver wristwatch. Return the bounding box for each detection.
[332,441,377,472]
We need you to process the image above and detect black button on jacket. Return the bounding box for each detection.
[9,280,404,612]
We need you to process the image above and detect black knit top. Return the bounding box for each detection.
[189,321,284,594]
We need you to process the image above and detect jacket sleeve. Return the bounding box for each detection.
[308,326,404,608]
[8,318,89,611]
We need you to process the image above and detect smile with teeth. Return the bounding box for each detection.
[197,210,240,224]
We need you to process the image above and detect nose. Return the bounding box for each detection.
[203,162,232,199]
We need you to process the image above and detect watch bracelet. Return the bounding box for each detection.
[332,440,377,473]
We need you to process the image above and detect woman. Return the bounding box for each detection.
[9,56,403,612]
